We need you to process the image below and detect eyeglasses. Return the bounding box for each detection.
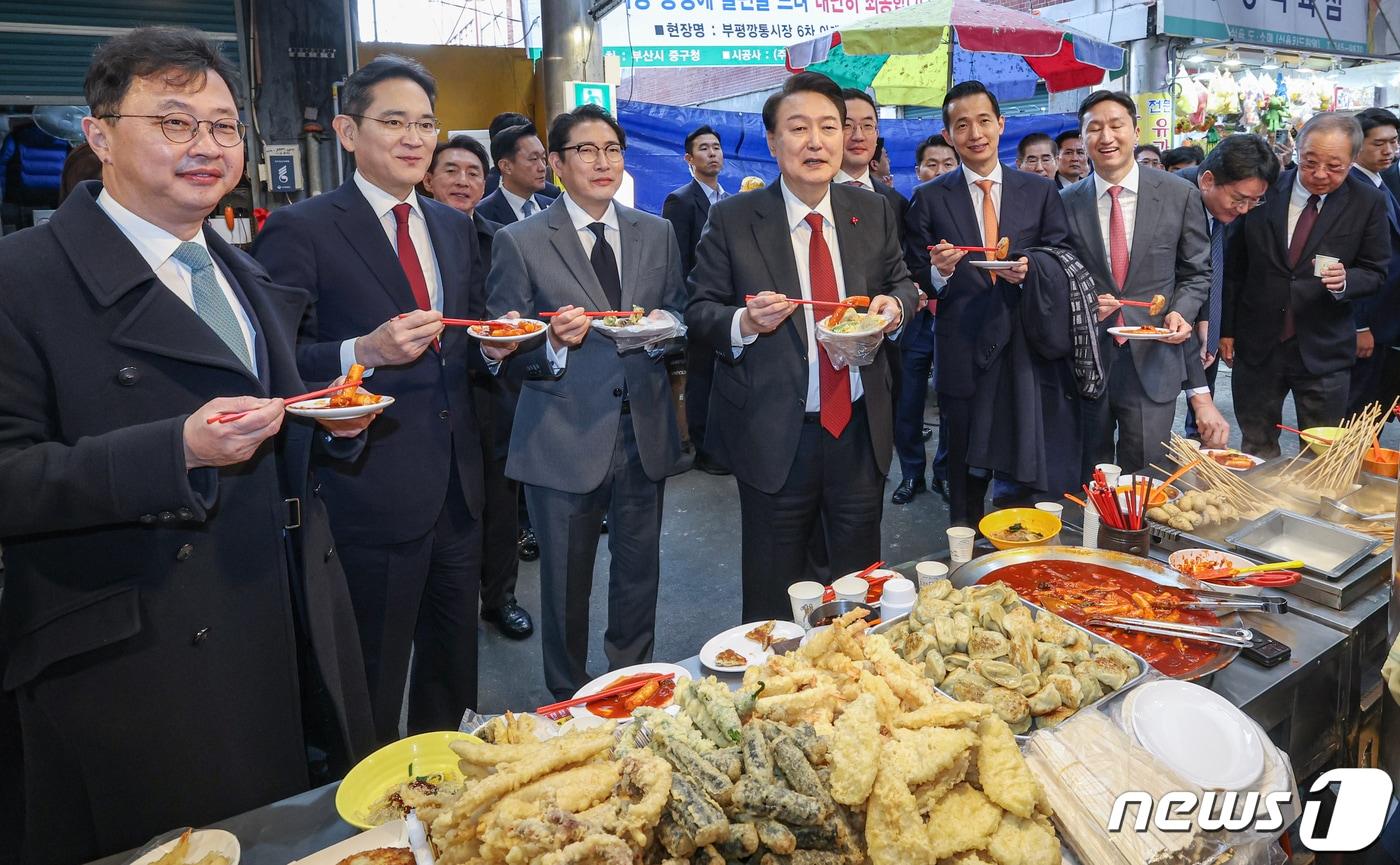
[99,112,245,147]
[345,114,441,136]
[1298,158,1349,176]
[1225,189,1267,210]
[560,143,625,164]
[844,121,878,136]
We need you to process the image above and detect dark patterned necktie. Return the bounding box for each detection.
[588,222,622,309]
[1207,218,1224,356]
[1282,194,1320,341]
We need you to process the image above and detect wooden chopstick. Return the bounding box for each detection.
[534,672,672,715]
[1276,423,1333,444]
[207,380,362,424]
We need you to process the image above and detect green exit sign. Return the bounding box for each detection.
[566,80,615,115]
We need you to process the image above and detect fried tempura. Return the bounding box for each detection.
[985,812,1061,865]
[975,715,1039,819]
[829,692,882,806]
[926,783,1004,859]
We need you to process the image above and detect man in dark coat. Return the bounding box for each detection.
[1347,108,1400,414]
[0,28,375,864]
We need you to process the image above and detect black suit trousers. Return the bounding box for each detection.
[338,462,481,743]
[940,394,991,528]
[685,339,715,453]
[1234,339,1351,458]
[737,405,883,621]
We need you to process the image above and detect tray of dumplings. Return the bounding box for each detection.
[874,578,1149,740]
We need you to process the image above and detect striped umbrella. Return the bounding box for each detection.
[785,0,1125,108]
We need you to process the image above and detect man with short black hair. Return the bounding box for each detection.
[488,103,686,699]
[1162,145,1201,173]
[1135,144,1163,170]
[836,88,908,230]
[0,26,376,861]
[688,71,916,619]
[663,125,729,474]
[1017,132,1057,179]
[1347,107,1400,414]
[478,122,552,226]
[483,111,560,199]
[916,133,958,181]
[1221,113,1389,456]
[1054,129,1087,188]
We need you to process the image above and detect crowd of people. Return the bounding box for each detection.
[1,24,1398,865]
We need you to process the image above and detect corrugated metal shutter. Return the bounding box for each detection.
[0,1,240,104]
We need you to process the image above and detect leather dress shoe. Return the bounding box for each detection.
[929,477,950,503]
[920,424,934,442]
[891,477,925,505]
[482,601,534,639]
[517,528,539,562]
[694,452,732,475]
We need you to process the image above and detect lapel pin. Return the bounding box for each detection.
[851,216,859,225]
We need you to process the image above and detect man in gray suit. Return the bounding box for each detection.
[487,104,686,699]
[1060,90,1210,474]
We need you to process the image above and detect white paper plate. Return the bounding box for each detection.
[1128,679,1264,790]
[968,260,1019,270]
[593,314,673,335]
[1201,449,1265,472]
[285,394,395,420]
[1107,325,1174,341]
[567,662,689,723]
[467,318,548,344]
[288,821,406,865]
[700,620,806,672]
[131,830,241,865]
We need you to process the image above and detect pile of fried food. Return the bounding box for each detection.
[328,363,383,408]
[470,320,544,338]
[601,306,648,328]
[882,579,1139,733]
[424,611,1059,865]
[148,831,230,865]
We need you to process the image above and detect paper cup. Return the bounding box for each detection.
[831,575,870,603]
[1095,463,1122,488]
[914,560,950,591]
[787,581,824,625]
[947,526,976,564]
[1082,506,1101,549]
[1313,254,1340,277]
[1034,502,1064,518]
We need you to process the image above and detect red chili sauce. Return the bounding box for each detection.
[980,560,1221,678]
[587,674,676,718]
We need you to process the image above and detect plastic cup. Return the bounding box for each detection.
[879,577,917,620]
[787,581,824,625]
[947,526,976,564]
[914,560,950,591]
[832,575,870,603]
[1082,506,1101,549]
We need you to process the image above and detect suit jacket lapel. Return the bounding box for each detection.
[422,202,467,320]
[1126,169,1163,289]
[1268,173,1293,267]
[1297,180,1349,267]
[943,173,982,250]
[620,207,644,310]
[547,201,612,311]
[1069,180,1115,291]
[691,179,712,217]
[831,186,861,297]
[331,183,419,312]
[752,183,807,354]
[210,233,308,396]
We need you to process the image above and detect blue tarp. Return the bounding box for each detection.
[617,99,1078,215]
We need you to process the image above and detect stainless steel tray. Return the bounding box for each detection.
[943,545,1243,680]
[1225,509,1380,580]
[872,598,1151,740]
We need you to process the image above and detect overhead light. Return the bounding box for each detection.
[1222,50,1242,68]
[1260,50,1279,70]
[1186,49,1208,63]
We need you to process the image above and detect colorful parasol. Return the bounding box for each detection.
[785,0,1125,108]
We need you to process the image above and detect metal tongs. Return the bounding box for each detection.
[1157,587,1288,614]
[1088,615,1256,648]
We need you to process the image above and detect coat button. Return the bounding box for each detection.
[613,387,623,397]
[158,511,175,524]
[176,507,194,520]
[175,543,194,561]
[116,366,140,386]
[192,627,209,645]
[324,547,335,562]
[139,513,156,525]
[313,483,322,496]
[439,409,450,419]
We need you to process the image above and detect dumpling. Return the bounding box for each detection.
[1033,612,1076,647]
[1045,674,1083,710]
[1083,656,1132,691]
[1092,642,1140,678]
[1003,607,1034,639]
[1016,673,1042,697]
[968,628,1011,660]
[1027,683,1063,716]
[1074,667,1104,704]
[970,659,1023,689]
[945,669,995,703]
[1035,642,1066,670]
[921,578,953,601]
[951,613,974,653]
[984,686,1031,726]
[944,652,971,670]
[914,596,955,624]
[900,629,938,664]
[933,615,958,655]
[925,650,948,683]
[1010,630,1038,674]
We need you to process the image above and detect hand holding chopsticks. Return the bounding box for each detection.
[206,380,361,424]
[743,294,871,310]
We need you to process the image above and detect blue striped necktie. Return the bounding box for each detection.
[1207,218,1224,357]
[520,197,535,218]
[171,241,252,370]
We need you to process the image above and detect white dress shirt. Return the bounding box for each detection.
[546,193,624,370]
[929,162,1004,293]
[1286,175,1344,296]
[1094,160,1140,266]
[696,176,728,205]
[834,168,874,191]
[96,189,258,376]
[342,171,446,374]
[501,185,543,221]
[730,178,864,408]
[1354,164,1383,187]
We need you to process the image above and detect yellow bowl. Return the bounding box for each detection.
[335,729,481,829]
[1303,426,1345,456]
[978,507,1062,551]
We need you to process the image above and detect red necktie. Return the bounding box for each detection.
[805,212,851,438]
[392,203,432,312]
[1108,185,1129,345]
[1282,194,1321,342]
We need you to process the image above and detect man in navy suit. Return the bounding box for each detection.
[477,122,553,226]
[483,111,561,200]
[905,80,1082,525]
[254,56,514,742]
[1348,108,1400,414]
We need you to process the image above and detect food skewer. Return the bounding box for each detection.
[207,380,362,424]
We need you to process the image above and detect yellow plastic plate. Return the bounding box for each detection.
[334,730,481,829]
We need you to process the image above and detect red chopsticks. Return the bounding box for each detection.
[743,295,860,309]
[540,310,636,318]
[1083,470,1153,531]
[1277,423,1333,444]
[1118,299,1155,309]
[534,672,673,715]
[206,380,362,424]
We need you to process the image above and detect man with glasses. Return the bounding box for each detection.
[477,122,552,225]
[486,104,686,700]
[1135,144,1163,170]
[255,55,509,742]
[1017,132,1058,179]
[0,28,378,861]
[1221,112,1390,457]
[1176,134,1279,441]
[1347,108,1400,415]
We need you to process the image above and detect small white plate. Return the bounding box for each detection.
[131,830,241,865]
[288,821,405,865]
[1128,679,1264,790]
[567,662,690,722]
[1201,449,1265,472]
[814,311,892,339]
[285,395,395,420]
[468,318,548,344]
[1107,325,1174,341]
[700,620,805,672]
[593,314,673,335]
[968,260,1019,271]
